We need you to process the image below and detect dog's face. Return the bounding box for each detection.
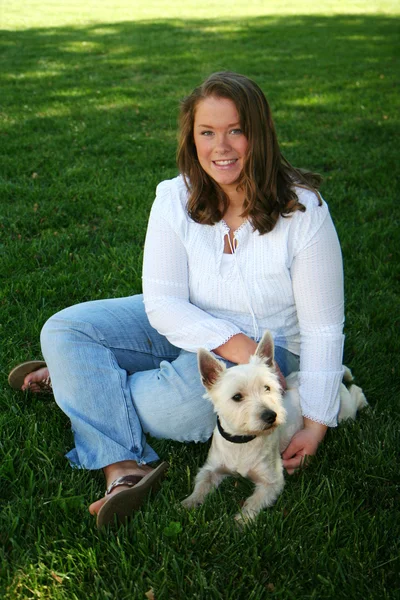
[198,332,286,436]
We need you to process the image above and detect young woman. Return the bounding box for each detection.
[9,72,344,527]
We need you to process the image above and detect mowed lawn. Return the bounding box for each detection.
[1,1,399,598]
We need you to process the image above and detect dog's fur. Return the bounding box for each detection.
[182,331,368,524]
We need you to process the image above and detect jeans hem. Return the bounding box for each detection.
[65,446,160,470]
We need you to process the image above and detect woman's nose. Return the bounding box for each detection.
[214,134,231,153]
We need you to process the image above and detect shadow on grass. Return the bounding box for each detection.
[1,14,398,241]
[1,14,398,155]
[1,15,398,228]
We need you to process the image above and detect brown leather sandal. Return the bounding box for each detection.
[96,462,169,528]
[8,360,52,393]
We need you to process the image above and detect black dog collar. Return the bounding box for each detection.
[217,417,257,444]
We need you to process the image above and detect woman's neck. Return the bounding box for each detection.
[221,187,245,225]
[223,184,246,209]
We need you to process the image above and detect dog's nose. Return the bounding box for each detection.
[261,409,277,425]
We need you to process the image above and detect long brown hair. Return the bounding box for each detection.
[177,71,322,234]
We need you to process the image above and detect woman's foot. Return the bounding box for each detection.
[8,361,52,393]
[89,461,153,515]
[23,366,51,392]
[90,460,169,528]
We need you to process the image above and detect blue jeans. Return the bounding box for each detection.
[40,295,300,470]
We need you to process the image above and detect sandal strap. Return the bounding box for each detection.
[106,474,143,495]
[27,376,53,393]
[43,376,52,390]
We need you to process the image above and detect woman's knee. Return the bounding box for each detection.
[40,304,95,359]
[130,352,216,443]
[40,312,65,357]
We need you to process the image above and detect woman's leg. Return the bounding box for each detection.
[40,294,188,470]
[39,294,218,523]
[40,294,216,522]
[274,346,300,377]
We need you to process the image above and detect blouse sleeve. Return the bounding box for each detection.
[142,181,242,352]
[290,200,345,427]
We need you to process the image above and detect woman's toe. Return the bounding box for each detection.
[89,496,107,515]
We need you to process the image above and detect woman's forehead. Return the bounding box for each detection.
[194,96,240,126]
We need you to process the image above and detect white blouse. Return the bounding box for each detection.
[142,175,345,427]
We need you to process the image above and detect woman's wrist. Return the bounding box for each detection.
[303,417,328,442]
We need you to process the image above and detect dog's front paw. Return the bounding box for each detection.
[234,509,257,527]
[181,495,203,509]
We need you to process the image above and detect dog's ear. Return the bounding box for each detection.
[198,349,225,390]
[255,331,274,367]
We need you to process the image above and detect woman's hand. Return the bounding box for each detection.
[213,333,257,365]
[213,333,287,389]
[282,418,328,475]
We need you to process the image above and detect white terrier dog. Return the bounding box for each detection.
[182,331,367,524]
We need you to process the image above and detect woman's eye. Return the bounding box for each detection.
[230,128,243,135]
[264,385,270,392]
[232,393,243,402]
[200,130,213,136]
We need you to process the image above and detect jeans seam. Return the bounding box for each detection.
[107,350,143,457]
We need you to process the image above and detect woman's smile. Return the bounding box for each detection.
[213,159,238,168]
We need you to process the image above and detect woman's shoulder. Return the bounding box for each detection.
[153,174,189,219]
[293,185,327,212]
[286,186,331,252]
[156,175,187,200]
[288,185,330,225]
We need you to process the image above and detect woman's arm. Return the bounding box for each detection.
[142,182,242,353]
[282,203,344,471]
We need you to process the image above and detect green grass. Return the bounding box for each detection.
[1,1,399,598]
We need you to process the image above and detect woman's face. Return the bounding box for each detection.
[193,96,248,197]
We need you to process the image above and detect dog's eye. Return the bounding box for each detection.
[264,385,270,392]
[231,393,243,402]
